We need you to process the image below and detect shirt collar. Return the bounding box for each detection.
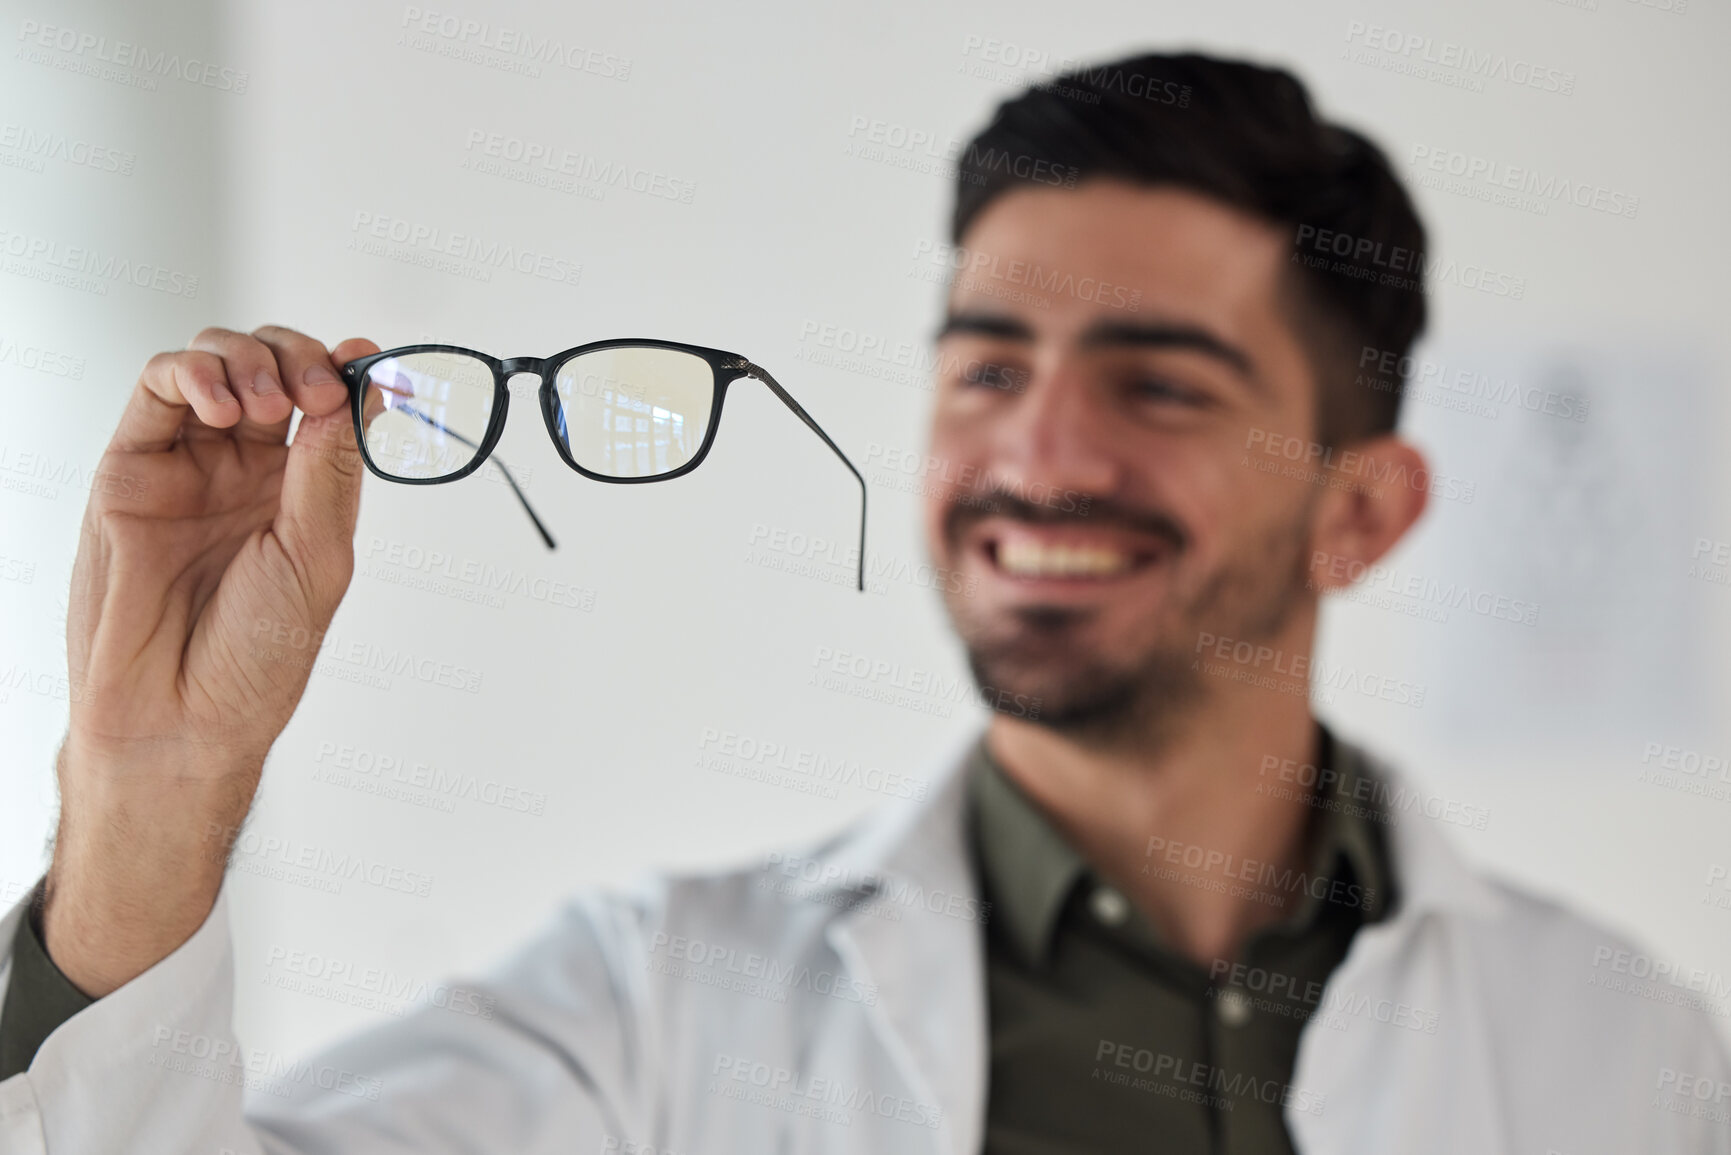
[1316,726,1395,923]
[964,721,1397,970]
[964,734,1088,968]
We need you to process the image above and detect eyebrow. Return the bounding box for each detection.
[935,310,1259,386]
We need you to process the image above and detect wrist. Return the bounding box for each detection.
[58,729,268,791]
[41,825,230,998]
[44,741,257,996]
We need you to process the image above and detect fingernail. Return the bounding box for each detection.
[251,369,282,397]
[304,364,340,387]
[211,379,237,404]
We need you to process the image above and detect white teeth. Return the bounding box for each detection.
[995,540,1135,578]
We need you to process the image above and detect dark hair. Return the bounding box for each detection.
[951,51,1427,446]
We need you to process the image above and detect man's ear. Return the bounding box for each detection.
[1306,435,1430,594]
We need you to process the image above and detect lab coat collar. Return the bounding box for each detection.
[1345,740,1507,924]
[814,725,1507,1155]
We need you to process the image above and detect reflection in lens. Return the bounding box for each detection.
[554,347,713,478]
[360,352,496,480]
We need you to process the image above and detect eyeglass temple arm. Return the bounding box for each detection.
[396,405,557,550]
[737,361,868,593]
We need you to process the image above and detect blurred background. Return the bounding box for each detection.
[3,0,1727,1060]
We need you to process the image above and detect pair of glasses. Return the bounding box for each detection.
[339,340,867,591]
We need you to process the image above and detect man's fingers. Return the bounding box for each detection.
[114,329,382,457]
[251,324,349,419]
[185,327,294,441]
[329,337,383,438]
[273,337,381,601]
[114,350,243,454]
[329,337,381,369]
[274,408,363,608]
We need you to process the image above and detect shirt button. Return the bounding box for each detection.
[1089,886,1130,926]
[1217,987,1253,1027]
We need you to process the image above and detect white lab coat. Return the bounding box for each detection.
[2,727,1728,1153]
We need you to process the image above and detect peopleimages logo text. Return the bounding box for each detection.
[1342,21,1575,95]
[1292,225,1525,300]
[16,19,250,92]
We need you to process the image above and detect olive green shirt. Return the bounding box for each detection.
[967,722,1395,1154]
[0,881,95,1080]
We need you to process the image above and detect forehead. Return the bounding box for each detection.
[948,180,1293,338]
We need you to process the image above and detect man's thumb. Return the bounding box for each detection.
[276,339,377,599]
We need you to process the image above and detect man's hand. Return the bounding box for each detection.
[41,325,380,997]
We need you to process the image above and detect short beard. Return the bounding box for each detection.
[953,505,1316,755]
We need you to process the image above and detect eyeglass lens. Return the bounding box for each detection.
[358,345,716,481]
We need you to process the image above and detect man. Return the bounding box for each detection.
[1,50,1726,1154]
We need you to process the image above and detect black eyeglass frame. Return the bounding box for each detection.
[339,339,868,591]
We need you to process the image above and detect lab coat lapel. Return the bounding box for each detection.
[1286,742,1512,1155]
[822,727,989,1155]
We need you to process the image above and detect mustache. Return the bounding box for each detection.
[945,482,1189,554]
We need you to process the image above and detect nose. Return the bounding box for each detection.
[986,355,1125,509]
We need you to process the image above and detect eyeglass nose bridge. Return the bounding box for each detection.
[499,356,548,378]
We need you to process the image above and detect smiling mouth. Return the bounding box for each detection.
[977,525,1167,582]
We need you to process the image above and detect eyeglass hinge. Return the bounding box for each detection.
[725,357,761,377]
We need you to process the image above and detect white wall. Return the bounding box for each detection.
[1,0,225,892]
[3,0,1727,1062]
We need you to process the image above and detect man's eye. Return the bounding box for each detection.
[1132,377,1203,405]
[959,361,1028,391]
